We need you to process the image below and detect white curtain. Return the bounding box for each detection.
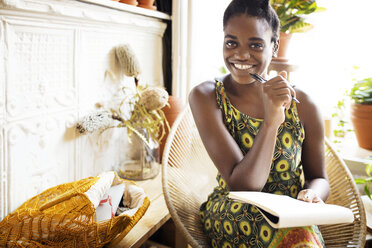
[172,0,230,100]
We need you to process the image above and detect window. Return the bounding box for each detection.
[186,0,372,118]
[289,0,372,116]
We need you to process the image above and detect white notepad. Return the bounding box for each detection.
[229,191,354,228]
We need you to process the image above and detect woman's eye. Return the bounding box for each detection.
[225,40,237,48]
[250,43,264,50]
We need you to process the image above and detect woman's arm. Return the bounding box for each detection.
[189,76,292,191]
[296,89,330,203]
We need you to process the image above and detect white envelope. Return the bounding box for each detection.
[96,183,126,222]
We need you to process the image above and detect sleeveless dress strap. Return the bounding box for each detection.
[215,80,233,124]
[286,102,305,142]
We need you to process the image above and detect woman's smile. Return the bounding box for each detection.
[223,15,275,84]
[231,63,254,70]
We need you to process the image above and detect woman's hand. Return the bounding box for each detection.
[262,71,296,127]
[297,189,324,203]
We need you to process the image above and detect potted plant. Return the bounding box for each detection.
[270,0,325,60]
[138,0,156,10]
[119,0,138,6]
[349,77,372,150]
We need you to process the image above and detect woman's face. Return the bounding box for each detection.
[223,14,276,84]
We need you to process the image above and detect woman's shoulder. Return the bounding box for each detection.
[190,80,216,95]
[293,87,322,126]
[188,80,217,103]
[294,87,318,111]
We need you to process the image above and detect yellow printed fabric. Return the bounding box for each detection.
[199,81,324,248]
[0,174,150,248]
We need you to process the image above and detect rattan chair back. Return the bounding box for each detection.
[162,104,366,248]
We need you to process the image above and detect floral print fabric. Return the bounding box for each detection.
[199,80,324,248]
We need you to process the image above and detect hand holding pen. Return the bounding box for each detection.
[249,72,300,104]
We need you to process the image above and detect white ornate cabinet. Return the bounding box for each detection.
[0,0,169,220]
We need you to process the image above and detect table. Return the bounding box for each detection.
[110,172,171,248]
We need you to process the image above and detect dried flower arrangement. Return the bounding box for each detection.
[76,44,169,179]
[77,44,169,146]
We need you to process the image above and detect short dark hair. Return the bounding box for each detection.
[223,0,280,43]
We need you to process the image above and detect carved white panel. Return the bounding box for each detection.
[0,0,169,220]
[133,33,164,87]
[77,30,130,109]
[6,20,76,120]
[1,17,6,220]
[6,111,76,212]
[76,127,127,179]
[78,26,165,108]
[0,20,5,120]
[0,123,5,219]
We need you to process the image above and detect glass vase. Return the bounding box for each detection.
[117,128,160,180]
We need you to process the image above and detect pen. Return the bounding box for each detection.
[249,73,300,104]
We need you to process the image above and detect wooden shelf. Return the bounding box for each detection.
[331,134,372,176]
[79,0,171,20]
[109,171,171,248]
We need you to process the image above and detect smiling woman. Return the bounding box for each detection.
[188,0,329,247]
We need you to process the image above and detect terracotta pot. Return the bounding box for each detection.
[119,0,138,6]
[273,32,292,62]
[351,103,372,119]
[137,0,156,10]
[350,103,372,150]
[159,96,185,162]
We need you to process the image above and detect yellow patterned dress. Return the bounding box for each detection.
[199,80,325,248]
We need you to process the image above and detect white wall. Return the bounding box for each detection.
[0,0,167,219]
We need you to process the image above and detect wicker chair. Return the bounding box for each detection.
[162,104,367,248]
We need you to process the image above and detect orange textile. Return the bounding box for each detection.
[0,174,150,248]
[269,226,324,248]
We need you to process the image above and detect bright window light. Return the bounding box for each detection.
[187,0,372,119]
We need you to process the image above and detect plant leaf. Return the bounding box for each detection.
[355,178,366,184]
[220,66,227,74]
[349,78,372,103]
[365,184,372,200]
[289,0,316,11]
[314,7,327,12]
[366,164,372,176]
[271,0,324,33]
[281,16,301,32]
[289,22,313,33]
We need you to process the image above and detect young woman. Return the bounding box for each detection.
[188,0,330,247]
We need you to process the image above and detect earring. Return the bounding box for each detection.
[273,43,279,58]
